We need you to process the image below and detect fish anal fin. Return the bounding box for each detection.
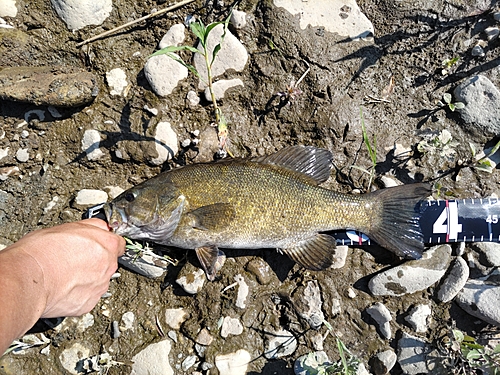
[281,234,336,271]
[252,146,333,185]
[195,246,226,281]
[189,203,236,231]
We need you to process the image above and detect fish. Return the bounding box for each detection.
[104,146,431,280]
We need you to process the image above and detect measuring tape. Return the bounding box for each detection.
[84,198,500,248]
[334,198,500,247]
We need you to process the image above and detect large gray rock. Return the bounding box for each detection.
[50,0,112,31]
[436,256,469,303]
[369,245,452,296]
[130,340,173,375]
[454,75,500,136]
[455,271,500,326]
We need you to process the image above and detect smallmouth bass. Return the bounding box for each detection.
[104,146,431,280]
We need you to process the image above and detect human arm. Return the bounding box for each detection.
[0,218,125,355]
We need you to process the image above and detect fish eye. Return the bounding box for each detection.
[124,193,135,202]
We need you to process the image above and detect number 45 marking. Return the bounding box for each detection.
[433,201,462,241]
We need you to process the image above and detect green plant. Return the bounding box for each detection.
[350,108,377,190]
[441,57,460,75]
[438,93,465,112]
[469,138,500,173]
[125,237,178,265]
[445,329,500,374]
[152,13,232,156]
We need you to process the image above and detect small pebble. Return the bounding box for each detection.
[112,321,121,338]
[366,302,392,339]
[176,268,206,294]
[164,308,188,330]
[168,330,178,343]
[472,45,485,57]
[16,148,29,162]
[264,329,297,359]
[405,304,431,333]
[220,316,243,338]
[181,355,197,371]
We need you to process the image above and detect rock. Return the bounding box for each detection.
[181,355,197,371]
[454,75,500,136]
[471,45,485,57]
[215,349,251,375]
[0,66,98,107]
[82,129,104,160]
[372,349,397,375]
[193,24,248,90]
[230,10,247,29]
[0,166,20,180]
[294,351,331,375]
[130,340,173,375]
[273,0,374,40]
[144,54,188,97]
[121,311,135,331]
[397,333,427,375]
[103,185,124,199]
[204,78,244,101]
[368,244,452,296]
[186,90,200,106]
[50,0,112,31]
[220,316,244,338]
[59,343,90,375]
[15,148,29,162]
[292,280,325,330]
[76,313,94,332]
[0,0,17,17]
[246,258,273,284]
[366,302,392,339]
[0,147,9,162]
[471,242,500,267]
[331,245,349,268]
[455,271,500,326]
[234,274,249,309]
[176,267,206,294]
[158,24,186,49]
[264,329,297,359]
[196,328,214,346]
[405,304,431,333]
[106,68,128,97]
[485,26,499,41]
[74,189,107,206]
[164,308,188,330]
[436,256,469,303]
[151,121,179,165]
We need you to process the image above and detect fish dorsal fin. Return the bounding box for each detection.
[253,146,333,185]
[280,234,337,270]
[189,203,236,231]
[195,246,226,281]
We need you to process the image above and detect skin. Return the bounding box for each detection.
[0,219,125,355]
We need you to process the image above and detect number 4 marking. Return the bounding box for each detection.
[433,201,462,241]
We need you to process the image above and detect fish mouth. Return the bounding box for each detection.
[103,203,129,234]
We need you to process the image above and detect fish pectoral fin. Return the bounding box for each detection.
[195,246,226,281]
[281,234,336,271]
[189,203,236,231]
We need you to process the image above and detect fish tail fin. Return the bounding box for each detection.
[366,183,431,259]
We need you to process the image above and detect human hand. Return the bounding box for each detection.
[13,218,125,318]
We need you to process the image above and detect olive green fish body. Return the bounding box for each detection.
[105,146,431,279]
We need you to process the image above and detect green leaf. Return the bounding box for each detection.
[453,329,464,343]
[442,93,452,104]
[152,45,200,57]
[469,142,476,157]
[190,21,207,46]
[465,349,482,360]
[454,102,465,110]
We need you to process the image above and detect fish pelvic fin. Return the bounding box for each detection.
[195,246,226,281]
[252,145,333,185]
[367,183,432,259]
[281,234,336,270]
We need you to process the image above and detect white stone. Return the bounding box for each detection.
[118,250,169,278]
[15,148,29,162]
[82,129,104,160]
[76,313,94,332]
[159,23,186,49]
[215,349,251,375]
[366,302,392,339]
[103,185,125,199]
[144,54,188,97]
[436,256,469,303]
[176,268,206,294]
[234,274,249,309]
[375,350,397,374]
[0,147,8,161]
[150,121,178,165]
[405,304,431,333]
[121,311,135,331]
[193,24,248,89]
[0,0,17,17]
[75,189,108,206]
[292,280,324,330]
[59,343,91,375]
[368,244,452,296]
[397,332,432,375]
[164,308,188,330]
[230,10,247,29]
[220,316,244,338]
[273,0,374,40]
[264,329,297,359]
[106,68,128,96]
[204,78,244,101]
[131,340,173,375]
[456,274,500,326]
[187,90,200,106]
[182,355,197,371]
[50,0,112,31]
[331,245,348,268]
